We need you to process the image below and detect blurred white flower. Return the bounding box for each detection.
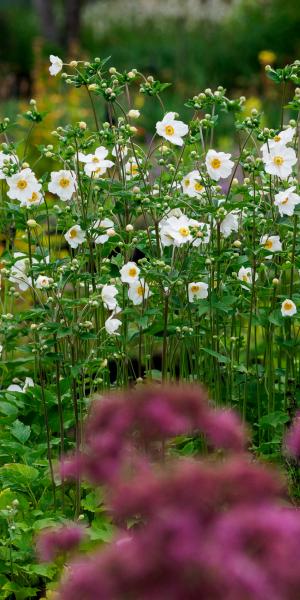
[79,146,114,177]
[238,266,257,288]
[20,190,44,208]
[105,315,122,335]
[64,224,86,249]
[182,170,205,198]
[93,218,115,244]
[281,299,297,317]
[9,252,37,291]
[48,170,76,201]
[128,279,152,305]
[35,275,51,289]
[274,186,300,217]
[156,112,188,146]
[49,55,63,76]
[120,261,140,283]
[220,212,239,237]
[262,145,297,179]
[7,168,41,202]
[127,109,140,119]
[101,284,119,309]
[188,282,208,302]
[112,145,128,160]
[8,377,34,393]
[125,160,140,179]
[206,149,234,181]
[260,234,282,252]
[261,127,295,157]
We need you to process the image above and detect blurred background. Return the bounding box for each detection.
[0,0,299,134]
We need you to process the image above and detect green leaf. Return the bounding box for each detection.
[0,463,39,486]
[200,347,230,364]
[258,411,289,429]
[10,420,31,444]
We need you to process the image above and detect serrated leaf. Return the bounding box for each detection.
[10,420,31,444]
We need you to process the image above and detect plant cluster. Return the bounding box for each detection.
[1,54,300,596]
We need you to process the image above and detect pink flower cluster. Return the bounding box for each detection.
[61,385,247,485]
[37,386,300,599]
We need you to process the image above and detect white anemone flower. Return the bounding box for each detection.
[281,299,297,317]
[93,218,115,244]
[159,215,193,247]
[261,127,295,157]
[156,112,188,146]
[260,234,282,253]
[120,261,140,283]
[101,284,118,310]
[35,275,51,289]
[7,168,41,202]
[64,224,86,249]
[274,186,300,217]
[48,170,76,201]
[125,160,141,179]
[188,282,209,302]
[7,377,34,393]
[49,55,63,76]
[262,145,297,179]
[105,315,122,335]
[9,252,37,291]
[20,190,44,208]
[206,150,234,181]
[238,266,257,288]
[220,212,239,238]
[182,170,205,198]
[112,145,128,160]
[128,279,152,305]
[79,146,114,177]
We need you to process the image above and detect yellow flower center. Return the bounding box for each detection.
[281,197,289,205]
[137,285,144,296]
[190,285,200,293]
[274,135,281,142]
[273,156,284,166]
[194,182,203,192]
[29,192,38,202]
[59,177,70,188]
[165,125,175,136]
[283,301,293,311]
[130,164,138,175]
[17,179,27,190]
[242,275,249,282]
[264,239,273,250]
[128,267,137,277]
[92,157,100,163]
[184,179,190,187]
[179,227,190,237]
[69,228,78,239]
[210,158,221,169]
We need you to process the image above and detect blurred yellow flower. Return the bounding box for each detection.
[243,96,262,117]
[258,50,276,65]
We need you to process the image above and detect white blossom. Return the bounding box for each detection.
[120,261,140,283]
[206,149,234,181]
[6,168,41,202]
[49,55,63,76]
[156,112,188,146]
[64,224,86,249]
[188,282,208,302]
[128,279,152,305]
[281,299,297,317]
[274,186,300,217]
[48,170,76,201]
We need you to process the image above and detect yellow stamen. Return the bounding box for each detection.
[17,179,27,190]
[137,285,144,296]
[179,227,189,237]
[273,156,284,166]
[283,301,293,311]
[264,239,273,250]
[190,285,200,293]
[59,177,70,188]
[211,158,221,169]
[274,135,281,142]
[194,182,203,192]
[128,267,137,277]
[69,228,78,239]
[165,125,175,136]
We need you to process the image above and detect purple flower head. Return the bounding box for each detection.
[202,408,248,452]
[285,412,300,459]
[37,524,85,562]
